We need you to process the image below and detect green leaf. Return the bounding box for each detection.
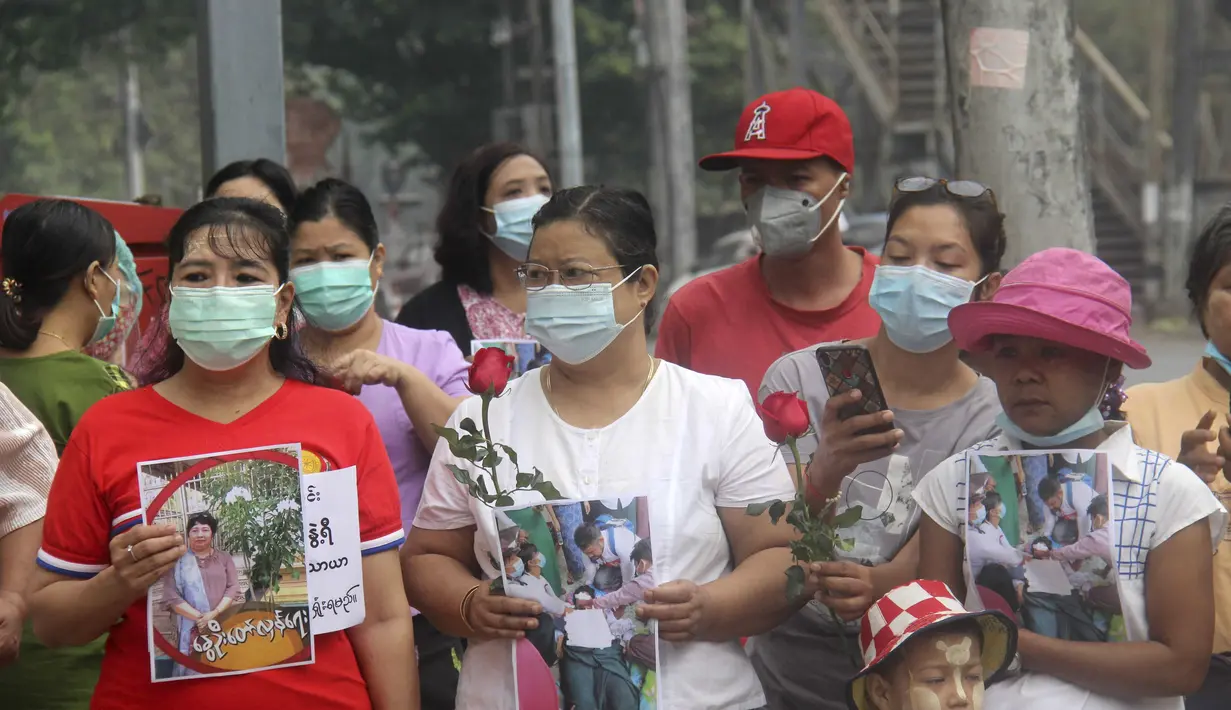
[768,500,788,525]
[459,418,479,435]
[515,472,534,489]
[494,494,515,507]
[838,536,855,551]
[534,481,564,500]
[532,468,545,486]
[832,505,863,529]
[785,564,807,601]
[481,448,502,469]
[746,500,775,517]
[446,464,470,485]
[477,477,489,496]
[498,444,519,468]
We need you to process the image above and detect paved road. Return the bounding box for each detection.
[1126,325,1205,387]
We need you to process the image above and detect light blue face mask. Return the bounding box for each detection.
[525,267,645,365]
[88,267,122,346]
[1205,341,1231,375]
[995,386,1109,448]
[169,285,282,371]
[290,256,375,332]
[869,265,980,353]
[484,194,551,261]
[972,506,987,526]
[509,558,525,579]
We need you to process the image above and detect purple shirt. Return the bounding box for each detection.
[357,321,470,534]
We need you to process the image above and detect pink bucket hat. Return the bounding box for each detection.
[948,248,1151,369]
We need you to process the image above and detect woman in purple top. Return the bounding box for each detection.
[287,178,471,710]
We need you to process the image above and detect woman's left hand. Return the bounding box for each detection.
[639,580,710,642]
[195,611,216,631]
[810,561,875,621]
[330,350,415,394]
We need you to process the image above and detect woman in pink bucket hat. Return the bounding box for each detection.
[846,579,1017,710]
[911,248,1227,710]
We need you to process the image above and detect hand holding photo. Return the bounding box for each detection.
[137,445,313,682]
[497,495,658,710]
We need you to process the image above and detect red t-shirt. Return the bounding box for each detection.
[37,380,404,709]
[655,249,881,396]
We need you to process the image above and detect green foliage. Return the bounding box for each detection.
[432,399,564,507]
[198,458,304,603]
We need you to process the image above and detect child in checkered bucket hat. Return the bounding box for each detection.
[847,579,1017,710]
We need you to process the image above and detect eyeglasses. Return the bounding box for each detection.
[516,262,627,291]
[893,177,995,203]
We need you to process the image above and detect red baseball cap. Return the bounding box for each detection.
[699,88,855,172]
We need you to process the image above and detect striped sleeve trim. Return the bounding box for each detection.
[110,509,143,536]
[360,529,405,556]
[37,549,107,579]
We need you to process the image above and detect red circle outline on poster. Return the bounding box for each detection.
[144,448,310,675]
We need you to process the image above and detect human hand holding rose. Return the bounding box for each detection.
[746,390,862,601]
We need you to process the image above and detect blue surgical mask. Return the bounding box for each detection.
[169,285,282,371]
[88,268,121,346]
[1205,341,1231,375]
[972,506,987,525]
[996,404,1106,448]
[532,552,546,569]
[484,194,551,261]
[525,267,645,365]
[869,265,980,353]
[290,256,375,332]
[509,558,525,579]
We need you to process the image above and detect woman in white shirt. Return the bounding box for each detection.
[403,186,798,709]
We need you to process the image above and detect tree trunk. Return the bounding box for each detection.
[941,0,1094,267]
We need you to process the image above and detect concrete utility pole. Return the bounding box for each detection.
[1167,0,1206,311]
[550,0,584,187]
[941,0,1094,266]
[788,0,808,88]
[646,0,698,279]
[119,50,145,199]
[197,0,287,185]
[1143,1,1169,314]
[635,0,670,255]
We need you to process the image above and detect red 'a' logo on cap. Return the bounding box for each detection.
[744,102,771,142]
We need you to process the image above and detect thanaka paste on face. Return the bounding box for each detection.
[906,671,942,710]
[936,637,974,701]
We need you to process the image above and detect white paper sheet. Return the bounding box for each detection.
[564,609,615,649]
[303,466,365,634]
[1025,558,1073,596]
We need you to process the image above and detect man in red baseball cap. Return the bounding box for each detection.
[655,88,880,398]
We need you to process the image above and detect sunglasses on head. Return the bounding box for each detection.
[893,176,995,203]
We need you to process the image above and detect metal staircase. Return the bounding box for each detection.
[813,0,1172,290]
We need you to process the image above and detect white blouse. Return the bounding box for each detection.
[414,362,794,709]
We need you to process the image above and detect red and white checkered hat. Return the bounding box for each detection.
[846,580,1017,710]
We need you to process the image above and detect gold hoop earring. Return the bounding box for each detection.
[274,323,289,340]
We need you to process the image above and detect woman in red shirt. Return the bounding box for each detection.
[25,198,417,709]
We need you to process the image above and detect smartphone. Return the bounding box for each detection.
[815,343,893,434]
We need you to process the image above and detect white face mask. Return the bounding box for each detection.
[524,267,645,365]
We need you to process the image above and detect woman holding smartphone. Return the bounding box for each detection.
[749,178,1008,709]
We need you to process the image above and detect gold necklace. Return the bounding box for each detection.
[37,330,79,351]
[544,354,658,419]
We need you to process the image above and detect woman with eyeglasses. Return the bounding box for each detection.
[748,178,1009,709]
[404,186,801,709]
[289,178,470,710]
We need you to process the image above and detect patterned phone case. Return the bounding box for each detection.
[815,345,891,428]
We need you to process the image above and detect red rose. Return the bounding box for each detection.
[468,347,516,396]
[758,391,811,443]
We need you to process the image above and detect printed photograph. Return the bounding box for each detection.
[965,452,1123,642]
[495,496,658,709]
[471,338,552,376]
[137,444,314,681]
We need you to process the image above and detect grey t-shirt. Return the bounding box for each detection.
[749,342,1002,710]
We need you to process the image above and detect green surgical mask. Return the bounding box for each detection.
[169,285,282,371]
[289,257,374,332]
